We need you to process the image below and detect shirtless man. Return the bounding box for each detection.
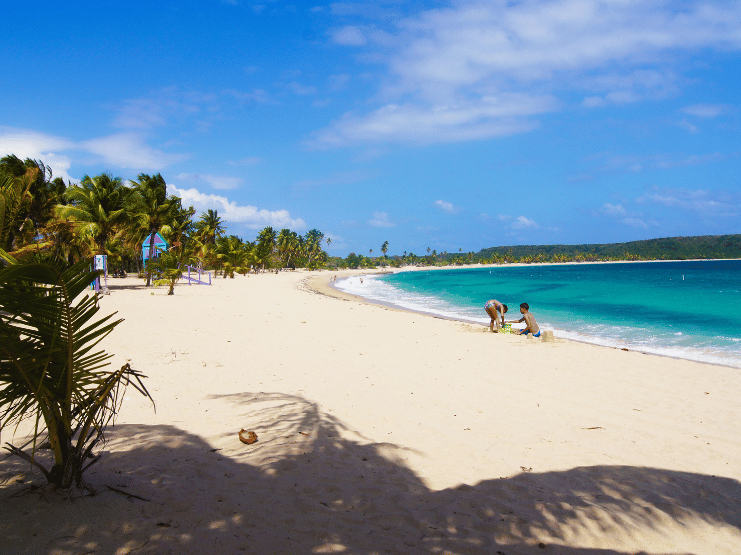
[509,302,540,337]
[484,299,508,332]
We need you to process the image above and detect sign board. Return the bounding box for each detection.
[94,255,107,271]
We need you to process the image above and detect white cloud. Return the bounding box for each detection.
[176,173,243,190]
[112,88,215,130]
[434,200,457,213]
[170,185,306,230]
[308,94,557,147]
[681,104,728,118]
[0,127,75,182]
[597,201,653,229]
[622,217,649,229]
[677,119,699,134]
[82,133,187,170]
[637,187,741,217]
[368,211,395,228]
[602,203,627,216]
[0,127,187,179]
[331,26,367,46]
[511,216,539,229]
[313,0,741,147]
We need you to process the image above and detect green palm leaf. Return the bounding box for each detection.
[0,253,154,488]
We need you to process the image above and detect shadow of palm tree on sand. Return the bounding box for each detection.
[2,391,740,554]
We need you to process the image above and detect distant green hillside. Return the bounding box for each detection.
[475,234,741,262]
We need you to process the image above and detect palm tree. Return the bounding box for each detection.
[0,253,153,489]
[277,229,300,268]
[0,172,32,252]
[215,235,249,278]
[131,173,174,286]
[56,173,132,256]
[194,209,225,268]
[0,156,67,253]
[256,226,277,271]
[303,229,324,268]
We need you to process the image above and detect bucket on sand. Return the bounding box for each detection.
[501,323,512,334]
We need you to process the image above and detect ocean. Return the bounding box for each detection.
[335,260,741,368]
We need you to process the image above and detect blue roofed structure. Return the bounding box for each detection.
[142,233,168,265]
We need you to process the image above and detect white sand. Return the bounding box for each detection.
[2,270,740,554]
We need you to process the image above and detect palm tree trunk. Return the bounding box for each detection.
[145,231,156,287]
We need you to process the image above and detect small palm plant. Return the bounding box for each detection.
[0,252,153,489]
[149,249,183,295]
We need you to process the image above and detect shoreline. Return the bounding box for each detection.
[308,267,739,370]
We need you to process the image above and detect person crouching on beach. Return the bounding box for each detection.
[509,302,540,337]
[484,299,508,332]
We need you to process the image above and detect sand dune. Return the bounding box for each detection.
[2,270,740,554]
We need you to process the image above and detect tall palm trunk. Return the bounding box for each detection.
[145,231,156,286]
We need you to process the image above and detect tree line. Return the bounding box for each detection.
[0,154,329,285]
[330,234,741,269]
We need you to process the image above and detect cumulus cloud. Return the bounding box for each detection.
[368,211,395,228]
[169,185,306,230]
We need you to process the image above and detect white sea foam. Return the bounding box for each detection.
[335,274,741,368]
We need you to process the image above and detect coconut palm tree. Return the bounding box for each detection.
[56,173,132,256]
[303,229,324,268]
[194,209,225,269]
[256,226,277,271]
[0,252,153,489]
[277,228,300,268]
[131,173,175,286]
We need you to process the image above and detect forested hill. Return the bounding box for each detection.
[475,234,741,262]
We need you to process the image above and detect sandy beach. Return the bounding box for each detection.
[2,269,740,555]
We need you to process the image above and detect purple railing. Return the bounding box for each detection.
[181,265,212,285]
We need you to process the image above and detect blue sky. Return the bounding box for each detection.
[1,0,739,256]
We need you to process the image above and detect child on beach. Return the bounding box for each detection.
[508,303,540,337]
[484,299,508,332]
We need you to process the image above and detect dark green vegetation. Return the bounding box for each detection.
[0,155,329,289]
[475,235,741,263]
[0,254,153,489]
[331,235,741,269]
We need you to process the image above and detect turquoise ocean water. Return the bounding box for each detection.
[335,260,741,368]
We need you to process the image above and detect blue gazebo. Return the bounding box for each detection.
[142,232,168,266]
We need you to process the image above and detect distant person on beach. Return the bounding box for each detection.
[508,303,540,337]
[484,299,508,332]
